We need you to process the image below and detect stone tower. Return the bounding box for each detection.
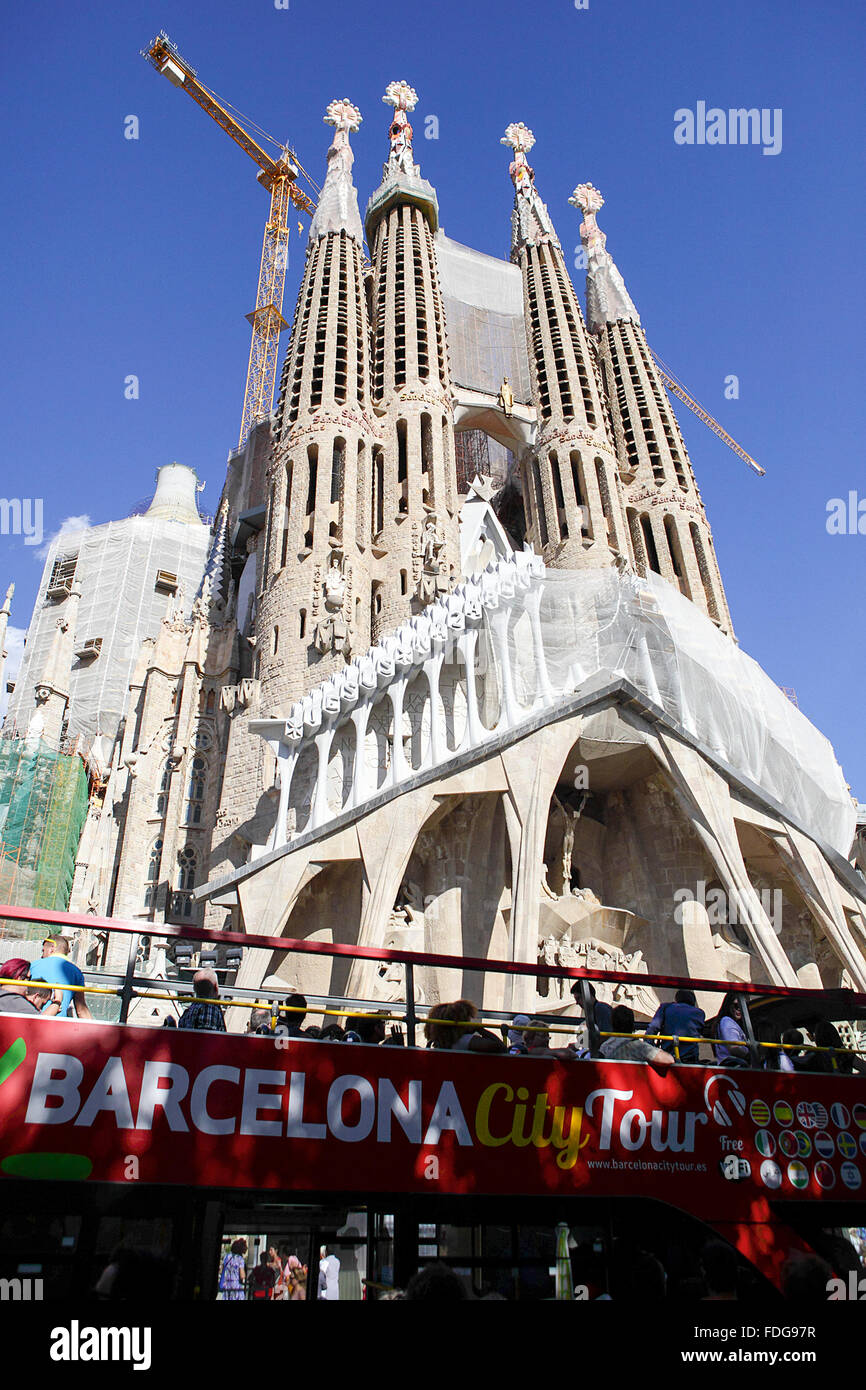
[502,123,630,570]
[365,81,460,638]
[572,183,733,635]
[260,98,376,714]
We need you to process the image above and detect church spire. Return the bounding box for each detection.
[501,122,559,260]
[262,99,377,713]
[382,80,419,178]
[570,183,733,634]
[570,182,640,332]
[365,80,439,239]
[308,98,363,244]
[501,125,628,571]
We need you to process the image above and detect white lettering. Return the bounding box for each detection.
[584,1088,633,1149]
[285,1072,326,1139]
[25,1053,83,1125]
[135,1061,189,1132]
[240,1069,285,1137]
[75,1057,134,1129]
[190,1065,239,1135]
[327,1075,376,1143]
[376,1078,422,1144]
[423,1080,472,1146]
[620,1107,648,1151]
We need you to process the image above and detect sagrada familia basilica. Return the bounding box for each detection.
[5,83,866,1020]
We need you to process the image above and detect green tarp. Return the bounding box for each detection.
[0,739,89,913]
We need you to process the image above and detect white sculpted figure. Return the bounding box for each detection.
[314,551,349,655]
[419,515,448,604]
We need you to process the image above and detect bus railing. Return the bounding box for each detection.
[1,901,864,1070]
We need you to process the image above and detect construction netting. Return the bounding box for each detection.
[436,232,532,403]
[487,566,856,856]
[0,738,89,925]
[4,513,211,745]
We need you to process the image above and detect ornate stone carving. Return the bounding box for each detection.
[313,550,350,655]
[382,81,419,176]
[501,121,536,199]
[418,514,448,604]
[220,678,260,714]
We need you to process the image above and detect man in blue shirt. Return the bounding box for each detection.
[29,935,92,1020]
[644,989,706,1064]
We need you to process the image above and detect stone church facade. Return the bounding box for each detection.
[13,83,863,1019]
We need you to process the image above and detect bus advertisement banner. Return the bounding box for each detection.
[1,1017,864,1216]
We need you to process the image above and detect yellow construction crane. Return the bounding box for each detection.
[144,32,316,448]
[648,348,764,476]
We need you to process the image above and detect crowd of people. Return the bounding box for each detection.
[2,938,862,1075]
[217,1240,346,1301]
[234,981,865,1075]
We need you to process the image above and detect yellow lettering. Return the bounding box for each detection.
[552,1105,590,1169]
[475,1083,513,1147]
[530,1092,554,1149]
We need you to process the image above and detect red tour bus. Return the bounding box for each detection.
[0,904,864,1301]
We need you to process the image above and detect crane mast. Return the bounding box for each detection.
[144,33,314,447]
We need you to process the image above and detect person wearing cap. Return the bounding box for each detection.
[29,935,92,1020]
[0,959,52,1015]
[178,969,226,1031]
[505,1013,531,1055]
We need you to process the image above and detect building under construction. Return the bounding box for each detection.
[2,53,865,1020]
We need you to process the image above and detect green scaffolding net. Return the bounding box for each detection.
[0,739,89,932]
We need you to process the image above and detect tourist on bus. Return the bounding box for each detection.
[777,1027,805,1071]
[712,994,751,1067]
[599,1005,676,1069]
[218,1238,247,1300]
[276,992,308,1037]
[0,958,51,1014]
[811,1020,866,1075]
[504,1013,531,1054]
[344,1011,388,1044]
[570,980,613,1044]
[425,1000,505,1053]
[643,989,706,1064]
[29,934,92,1019]
[178,969,226,1032]
[523,1018,577,1060]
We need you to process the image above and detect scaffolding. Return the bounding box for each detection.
[0,735,89,942]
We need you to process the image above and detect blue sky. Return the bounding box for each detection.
[1,0,864,800]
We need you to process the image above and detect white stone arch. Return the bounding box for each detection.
[402,669,431,772]
[289,742,318,835]
[327,722,356,816]
[365,698,394,793]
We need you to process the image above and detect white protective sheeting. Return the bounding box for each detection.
[8,516,211,744]
[435,232,532,403]
[493,566,855,856]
